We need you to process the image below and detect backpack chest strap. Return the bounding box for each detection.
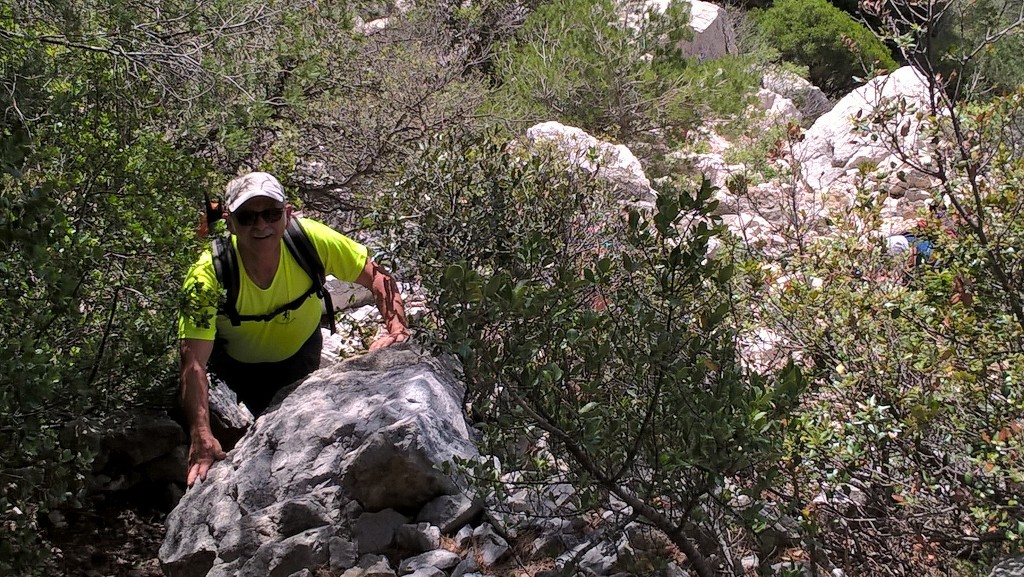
[212,217,336,332]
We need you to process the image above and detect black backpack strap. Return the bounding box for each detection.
[211,236,243,326]
[283,217,336,333]
[210,219,336,332]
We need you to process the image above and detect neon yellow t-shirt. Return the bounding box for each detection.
[178,218,368,363]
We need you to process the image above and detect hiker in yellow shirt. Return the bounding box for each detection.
[178,172,409,486]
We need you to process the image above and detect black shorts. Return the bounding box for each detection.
[208,329,322,415]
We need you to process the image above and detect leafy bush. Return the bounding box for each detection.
[864,0,1024,101]
[752,0,898,94]
[747,230,1024,573]
[260,4,489,214]
[0,1,497,570]
[372,130,806,575]
[945,0,1024,98]
[487,0,761,144]
[728,86,1024,573]
[1,9,214,574]
[656,53,767,145]
[487,0,657,139]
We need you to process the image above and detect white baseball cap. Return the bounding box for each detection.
[225,172,287,212]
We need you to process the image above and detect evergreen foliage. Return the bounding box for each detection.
[752,0,898,94]
[1,7,212,572]
[372,131,806,575]
[5,0,1024,573]
[725,36,1024,576]
[487,0,761,143]
[0,0,489,568]
[914,0,1024,99]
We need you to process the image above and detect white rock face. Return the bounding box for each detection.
[526,121,655,203]
[353,17,390,34]
[794,66,932,192]
[160,348,479,577]
[757,88,801,123]
[680,0,737,59]
[762,69,831,122]
[677,151,744,192]
[639,0,736,59]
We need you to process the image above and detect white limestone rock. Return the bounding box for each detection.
[638,0,737,59]
[757,88,801,123]
[762,69,831,122]
[526,121,656,203]
[794,66,931,192]
[160,347,478,577]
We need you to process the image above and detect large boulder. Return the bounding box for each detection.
[159,346,479,577]
[762,69,831,123]
[638,0,737,60]
[66,411,188,507]
[526,121,655,203]
[794,66,932,192]
[677,0,737,59]
[756,88,801,124]
[991,555,1024,577]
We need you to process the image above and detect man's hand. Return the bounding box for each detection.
[186,433,227,487]
[369,330,410,351]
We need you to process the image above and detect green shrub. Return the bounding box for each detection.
[752,0,898,94]
[487,0,762,146]
[930,0,1024,99]
[487,0,659,140]
[1,10,214,574]
[657,54,765,146]
[749,231,1024,573]
[734,89,1024,571]
[372,130,806,573]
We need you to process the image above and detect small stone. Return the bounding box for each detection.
[454,525,474,550]
[398,550,460,574]
[330,537,359,571]
[354,509,409,554]
[472,524,509,566]
[395,523,441,553]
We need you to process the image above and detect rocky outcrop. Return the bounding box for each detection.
[159,344,696,577]
[159,346,480,577]
[623,0,736,60]
[991,555,1024,577]
[678,152,744,193]
[793,66,933,192]
[756,88,801,124]
[69,412,188,508]
[762,69,831,123]
[526,121,656,203]
[677,0,737,59]
[639,0,737,59]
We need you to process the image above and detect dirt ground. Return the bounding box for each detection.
[46,498,166,577]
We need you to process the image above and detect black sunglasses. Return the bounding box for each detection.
[233,208,284,226]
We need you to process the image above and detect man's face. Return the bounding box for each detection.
[229,197,288,253]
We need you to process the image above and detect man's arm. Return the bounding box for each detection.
[355,258,410,350]
[179,338,227,486]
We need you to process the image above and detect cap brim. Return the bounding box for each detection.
[227,191,285,212]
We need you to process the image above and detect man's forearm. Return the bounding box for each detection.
[179,348,226,485]
[371,267,408,335]
[356,260,409,346]
[379,284,408,336]
[181,368,213,437]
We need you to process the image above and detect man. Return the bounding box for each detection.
[885,208,972,306]
[178,172,409,486]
